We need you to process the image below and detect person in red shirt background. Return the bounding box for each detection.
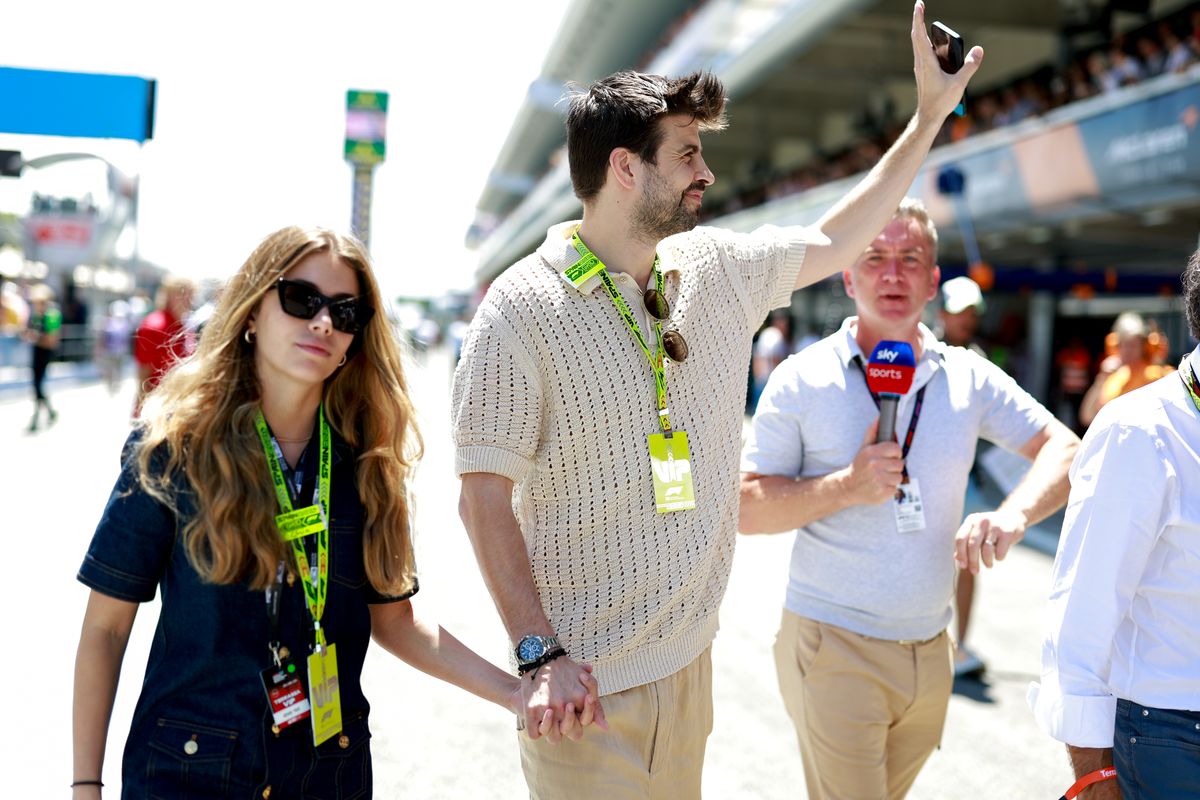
[133,275,195,415]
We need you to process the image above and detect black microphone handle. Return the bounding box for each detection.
[877,395,899,443]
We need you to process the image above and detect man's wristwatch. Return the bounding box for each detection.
[515,634,564,675]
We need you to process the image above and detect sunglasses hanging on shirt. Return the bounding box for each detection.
[642,288,689,363]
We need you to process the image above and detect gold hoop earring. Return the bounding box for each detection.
[244,329,255,344]
[338,354,347,367]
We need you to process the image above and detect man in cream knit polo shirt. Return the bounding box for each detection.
[453,5,982,796]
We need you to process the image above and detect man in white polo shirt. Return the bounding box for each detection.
[739,199,1079,799]
[453,6,982,798]
[1028,251,1200,800]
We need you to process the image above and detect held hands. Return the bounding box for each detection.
[517,656,608,743]
[911,1,983,125]
[843,418,905,505]
[953,508,1028,574]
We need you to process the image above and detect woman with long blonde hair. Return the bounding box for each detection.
[71,226,529,798]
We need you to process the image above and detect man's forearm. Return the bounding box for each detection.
[1068,744,1114,777]
[458,474,554,641]
[739,471,853,534]
[798,116,943,288]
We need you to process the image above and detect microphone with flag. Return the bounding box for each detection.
[865,340,916,443]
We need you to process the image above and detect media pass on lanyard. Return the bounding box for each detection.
[893,478,926,533]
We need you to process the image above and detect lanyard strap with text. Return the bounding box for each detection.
[853,356,925,483]
[1180,349,1200,415]
[1058,767,1117,800]
[255,406,332,650]
[572,231,672,432]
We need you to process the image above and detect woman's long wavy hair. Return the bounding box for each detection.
[135,226,422,595]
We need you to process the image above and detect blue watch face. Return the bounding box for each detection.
[517,637,546,662]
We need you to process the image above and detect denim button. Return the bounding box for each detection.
[1130,737,1137,743]
[262,786,272,799]
[183,739,198,755]
[338,733,350,749]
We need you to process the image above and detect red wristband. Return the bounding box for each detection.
[1060,766,1117,800]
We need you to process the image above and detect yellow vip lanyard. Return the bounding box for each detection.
[571,231,673,433]
[255,406,332,651]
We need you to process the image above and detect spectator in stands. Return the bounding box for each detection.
[1069,61,1099,101]
[1188,8,1200,63]
[1079,312,1175,427]
[995,86,1031,126]
[1087,51,1119,94]
[986,92,1006,128]
[1018,76,1050,117]
[1137,34,1166,79]
[739,200,1079,800]
[1029,250,1200,800]
[133,274,195,415]
[23,283,61,432]
[1108,43,1144,87]
[1161,22,1196,74]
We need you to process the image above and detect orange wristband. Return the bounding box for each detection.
[1059,766,1117,800]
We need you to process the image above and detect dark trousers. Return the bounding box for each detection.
[1113,698,1200,799]
[31,346,53,404]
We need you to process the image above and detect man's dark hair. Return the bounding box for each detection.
[565,70,727,203]
[1184,248,1200,341]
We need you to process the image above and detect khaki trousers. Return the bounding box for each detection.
[518,648,713,800]
[773,611,953,800]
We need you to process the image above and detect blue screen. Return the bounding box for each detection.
[0,67,155,142]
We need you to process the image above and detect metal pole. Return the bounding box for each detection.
[351,165,374,248]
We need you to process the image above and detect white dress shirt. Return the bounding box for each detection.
[1028,353,1200,748]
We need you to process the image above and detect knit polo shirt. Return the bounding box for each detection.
[452,220,807,695]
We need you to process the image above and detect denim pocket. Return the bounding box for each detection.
[1123,703,1200,750]
[302,713,372,799]
[145,718,239,800]
[1114,701,1200,799]
[331,522,367,590]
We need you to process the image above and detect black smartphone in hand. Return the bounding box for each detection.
[930,21,966,117]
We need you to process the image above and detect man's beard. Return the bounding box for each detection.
[631,169,701,244]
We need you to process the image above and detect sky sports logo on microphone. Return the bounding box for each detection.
[866,340,915,396]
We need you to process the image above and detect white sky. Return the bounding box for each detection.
[0,0,572,299]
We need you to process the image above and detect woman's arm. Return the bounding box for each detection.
[369,599,519,712]
[73,591,139,798]
[370,599,599,741]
